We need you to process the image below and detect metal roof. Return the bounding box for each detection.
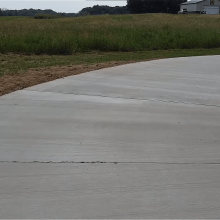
[181,0,204,5]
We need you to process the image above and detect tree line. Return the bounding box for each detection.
[0,8,77,17]
[0,0,186,17]
[0,6,129,17]
[127,0,187,14]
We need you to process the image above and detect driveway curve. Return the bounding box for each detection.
[0,56,220,218]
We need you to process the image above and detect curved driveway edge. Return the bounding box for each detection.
[0,56,220,218]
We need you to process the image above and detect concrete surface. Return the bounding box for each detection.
[0,56,220,218]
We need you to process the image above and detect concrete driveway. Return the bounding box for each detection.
[0,56,220,218]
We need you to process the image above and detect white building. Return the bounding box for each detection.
[180,0,220,14]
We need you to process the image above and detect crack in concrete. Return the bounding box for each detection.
[24,90,220,108]
[1,161,220,165]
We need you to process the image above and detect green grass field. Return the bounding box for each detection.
[0,16,26,21]
[1,14,220,55]
[1,14,220,78]
[1,48,220,77]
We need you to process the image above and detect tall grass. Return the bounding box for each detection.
[1,14,220,54]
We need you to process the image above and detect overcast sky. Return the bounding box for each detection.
[0,1,127,13]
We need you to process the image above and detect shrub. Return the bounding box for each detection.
[34,14,61,19]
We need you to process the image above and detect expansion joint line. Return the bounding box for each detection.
[25,90,220,108]
[0,161,220,165]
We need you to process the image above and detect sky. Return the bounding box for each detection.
[0,1,127,13]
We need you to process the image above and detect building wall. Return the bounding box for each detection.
[199,0,220,11]
[180,3,197,11]
[181,0,220,12]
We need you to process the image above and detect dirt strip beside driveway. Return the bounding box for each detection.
[0,61,133,96]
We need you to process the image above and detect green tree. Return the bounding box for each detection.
[127,0,186,14]
[78,5,129,15]
[0,8,3,16]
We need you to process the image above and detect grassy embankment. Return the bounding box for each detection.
[1,14,220,76]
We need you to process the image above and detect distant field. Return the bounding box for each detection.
[0,16,25,21]
[1,14,220,55]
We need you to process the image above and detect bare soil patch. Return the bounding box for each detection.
[0,61,133,97]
